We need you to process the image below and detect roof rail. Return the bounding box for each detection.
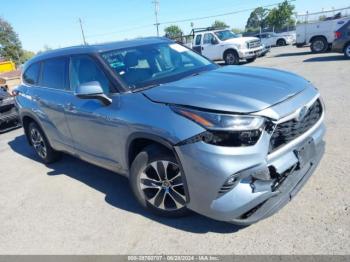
[189,26,229,35]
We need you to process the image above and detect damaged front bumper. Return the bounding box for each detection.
[174,108,325,225]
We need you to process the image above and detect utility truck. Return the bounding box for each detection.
[175,27,264,65]
[296,7,350,53]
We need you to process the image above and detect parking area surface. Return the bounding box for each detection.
[0,46,349,255]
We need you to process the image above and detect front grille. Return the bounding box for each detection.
[269,99,323,153]
[248,40,261,49]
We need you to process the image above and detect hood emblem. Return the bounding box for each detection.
[296,106,308,121]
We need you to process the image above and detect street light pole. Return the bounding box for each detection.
[152,0,160,36]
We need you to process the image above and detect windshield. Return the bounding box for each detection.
[101,42,216,90]
[214,30,238,41]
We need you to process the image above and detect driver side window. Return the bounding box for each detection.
[203,33,215,44]
[70,55,111,94]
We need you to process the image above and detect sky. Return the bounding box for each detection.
[1,0,350,52]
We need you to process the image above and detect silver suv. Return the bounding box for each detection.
[15,37,325,225]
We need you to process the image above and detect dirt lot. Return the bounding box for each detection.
[0,46,349,255]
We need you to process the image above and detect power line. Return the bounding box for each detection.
[159,0,296,25]
[85,24,154,38]
[84,0,295,39]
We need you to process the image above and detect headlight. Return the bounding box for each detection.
[170,105,265,131]
[172,106,265,147]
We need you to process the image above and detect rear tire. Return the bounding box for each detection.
[28,122,61,164]
[224,50,239,65]
[310,37,328,53]
[129,145,190,217]
[277,39,286,46]
[344,43,350,59]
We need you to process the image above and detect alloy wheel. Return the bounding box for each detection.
[139,160,186,211]
[225,53,237,65]
[346,45,350,57]
[313,40,325,52]
[30,128,47,159]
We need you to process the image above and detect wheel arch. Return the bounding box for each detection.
[277,38,286,44]
[21,113,45,146]
[223,48,239,60]
[343,41,350,52]
[126,132,175,169]
[309,35,328,44]
[126,132,191,203]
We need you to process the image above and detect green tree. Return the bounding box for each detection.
[37,44,53,55]
[22,50,35,62]
[231,28,242,34]
[266,0,295,31]
[164,25,183,39]
[245,7,269,31]
[211,20,228,28]
[0,17,23,65]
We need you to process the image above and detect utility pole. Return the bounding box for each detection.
[152,0,160,36]
[79,18,87,45]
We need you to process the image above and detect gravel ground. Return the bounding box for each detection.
[0,46,349,255]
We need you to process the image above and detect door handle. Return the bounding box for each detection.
[33,95,41,102]
[201,46,204,50]
[64,102,76,112]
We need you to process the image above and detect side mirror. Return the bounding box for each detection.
[75,81,112,106]
[211,38,219,45]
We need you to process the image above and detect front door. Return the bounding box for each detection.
[64,54,123,171]
[201,33,220,60]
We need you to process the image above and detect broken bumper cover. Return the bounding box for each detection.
[175,115,325,224]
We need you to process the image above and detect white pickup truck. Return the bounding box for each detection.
[296,7,350,53]
[183,28,264,65]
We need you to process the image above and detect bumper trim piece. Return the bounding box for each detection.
[230,141,325,225]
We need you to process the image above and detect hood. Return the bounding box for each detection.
[223,37,259,44]
[143,66,310,113]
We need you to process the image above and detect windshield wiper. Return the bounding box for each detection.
[131,83,160,92]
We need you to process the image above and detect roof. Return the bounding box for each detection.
[28,37,172,66]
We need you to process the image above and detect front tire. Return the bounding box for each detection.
[129,145,189,217]
[344,43,350,59]
[224,50,239,65]
[28,122,61,164]
[310,37,328,53]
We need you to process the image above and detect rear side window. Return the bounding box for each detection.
[23,63,40,85]
[40,57,68,90]
[195,34,202,45]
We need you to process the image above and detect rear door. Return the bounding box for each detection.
[33,57,74,151]
[192,34,202,54]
